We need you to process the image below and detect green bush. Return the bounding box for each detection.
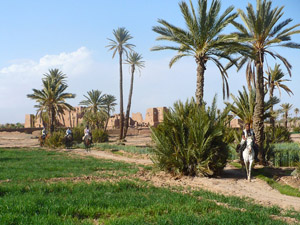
[72,127,84,143]
[265,125,291,143]
[44,131,65,148]
[151,98,229,177]
[92,129,109,143]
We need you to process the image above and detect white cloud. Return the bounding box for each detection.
[0,47,96,123]
[0,47,92,76]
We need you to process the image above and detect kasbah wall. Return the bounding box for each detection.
[25,107,169,129]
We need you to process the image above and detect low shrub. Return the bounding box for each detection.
[72,127,84,143]
[151,97,229,177]
[92,129,109,143]
[44,131,65,148]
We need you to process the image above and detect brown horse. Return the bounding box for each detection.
[84,134,92,152]
[39,135,47,147]
[65,134,73,149]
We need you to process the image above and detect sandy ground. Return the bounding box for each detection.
[1,131,300,212]
[0,131,40,148]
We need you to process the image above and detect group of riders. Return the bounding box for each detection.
[41,122,259,161]
[41,125,93,146]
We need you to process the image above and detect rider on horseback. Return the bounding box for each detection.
[239,123,259,162]
[41,126,47,139]
[65,127,72,137]
[83,125,92,143]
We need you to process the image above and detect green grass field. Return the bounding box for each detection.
[0,148,299,224]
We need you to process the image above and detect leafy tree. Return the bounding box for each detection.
[151,0,238,105]
[107,27,135,140]
[27,69,75,133]
[124,51,145,138]
[232,0,300,163]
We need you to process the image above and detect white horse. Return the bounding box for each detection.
[243,137,255,181]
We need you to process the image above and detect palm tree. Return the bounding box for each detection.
[151,0,238,105]
[123,52,145,138]
[295,108,299,126]
[107,27,135,140]
[103,94,117,132]
[232,0,300,162]
[79,90,106,114]
[225,86,279,124]
[27,69,75,134]
[266,64,293,128]
[281,103,293,128]
[79,90,106,128]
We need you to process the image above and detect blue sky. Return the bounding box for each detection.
[1,0,300,123]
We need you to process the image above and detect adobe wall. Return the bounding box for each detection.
[132,112,143,124]
[25,106,168,129]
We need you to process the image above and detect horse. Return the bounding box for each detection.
[65,134,73,149]
[39,134,47,147]
[243,137,255,181]
[83,134,92,152]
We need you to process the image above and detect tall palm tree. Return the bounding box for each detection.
[107,27,135,140]
[266,64,293,128]
[225,86,279,124]
[27,69,75,134]
[79,90,106,128]
[103,94,117,132]
[151,0,238,105]
[123,52,145,138]
[281,103,293,128]
[232,0,300,162]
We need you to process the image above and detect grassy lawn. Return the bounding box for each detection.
[0,148,298,224]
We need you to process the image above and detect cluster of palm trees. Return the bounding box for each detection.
[27,69,117,134]
[151,0,300,163]
[79,90,116,132]
[107,28,145,140]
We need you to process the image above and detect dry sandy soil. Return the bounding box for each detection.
[1,131,299,212]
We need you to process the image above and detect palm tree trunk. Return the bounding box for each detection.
[104,106,110,132]
[124,65,135,138]
[48,110,52,133]
[196,59,205,106]
[50,107,55,134]
[269,85,275,129]
[119,51,124,140]
[284,112,288,128]
[253,54,265,164]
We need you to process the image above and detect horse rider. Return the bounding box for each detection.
[65,127,72,137]
[83,125,92,142]
[41,127,47,139]
[238,123,259,162]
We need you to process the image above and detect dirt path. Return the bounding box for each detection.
[67,148,300,212]
[70,148,153,165]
